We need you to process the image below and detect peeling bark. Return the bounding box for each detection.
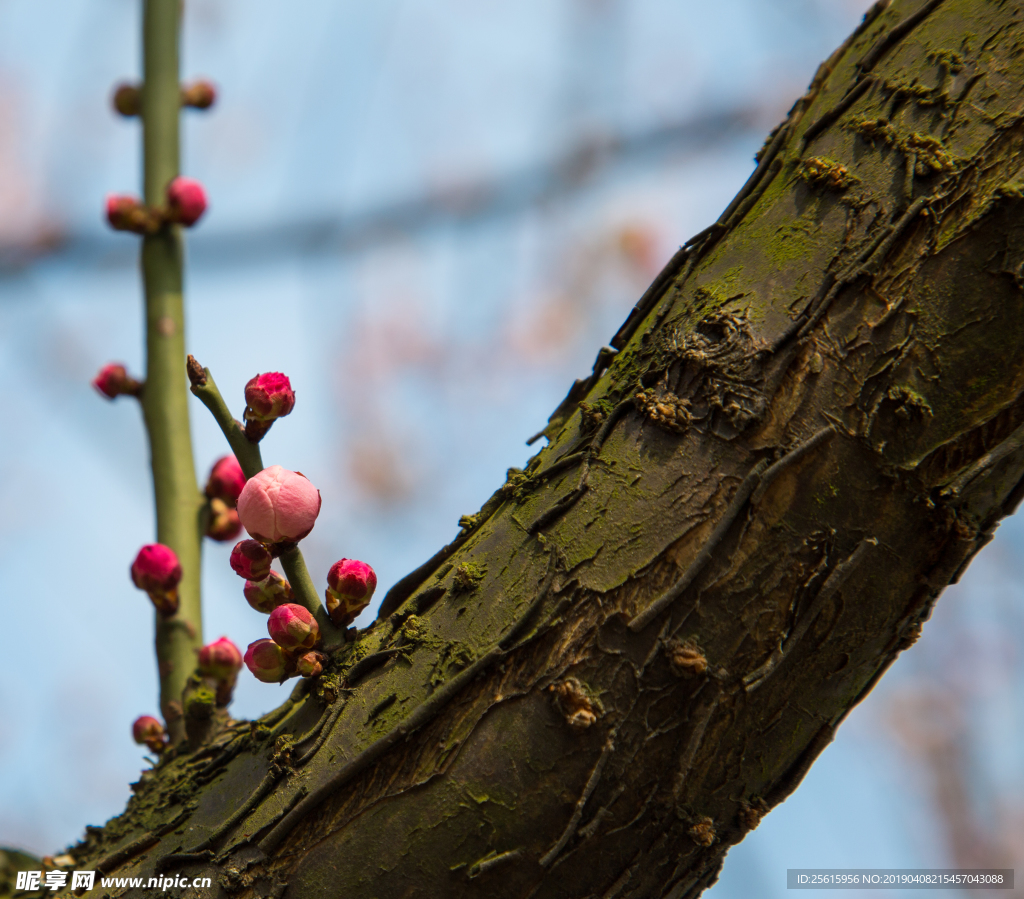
[38,1,1024,897]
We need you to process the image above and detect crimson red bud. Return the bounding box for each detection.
[296,651,325,678]
[243,570,293,613]
[244,638,291,684]
[206,498,243,542]
[131,544,182,615]
[205,455,246,506]
[325,559,377,627]
[92,363,142,399]
[131,715,167,753]
[229,539,272,581]
[268,603,320,652]
[166,176,207,226]
[198,637,243,682]
[244,373,295,424]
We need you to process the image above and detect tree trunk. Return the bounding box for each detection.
[52,1,1024,896]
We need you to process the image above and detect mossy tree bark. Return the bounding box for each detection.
[58,1,1024,896]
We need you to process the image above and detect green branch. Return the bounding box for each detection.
[140,0,203,745]
[187,357,264,478]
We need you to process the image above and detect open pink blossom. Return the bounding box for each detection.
[166,176,207,226]
[244,373,295,423]
[198,637,243,682]
[229,539,272,581]
[205,455,246,506]
[236,465,321,544]
[325,559,377,627]
[243,570,292,613]
[268,603,319,652]
[244,639,291,684]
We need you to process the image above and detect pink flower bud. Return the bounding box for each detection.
[182,80,217,109]
[296,651,325,678]
[268,603,320,651]
[243,570,293,613]
[131,544,182,593]
[198,637,243,682]
[92,362,142,399]
[229,539,272,580]
[236,465,321,544]
[131,544,182,615]
[106,194,157,233]
[205,455,246,506]
[244,373,295,423]
[244,638,291,684]
[166,176,207,226]
[132,715,167,753]
[206,498,243,542]
[325,559,377,627]
[112,83,141,117]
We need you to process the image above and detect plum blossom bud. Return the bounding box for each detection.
[268,603,320,652]
[244,373,295,423]
[206,498,242,542]
[132,715,167,753]
[166,176,207,226]
[229,539,272,581]
[325,559,377,627]
[112,83,141,116]
[296,651,326,679]
[243,570,293,613]
[92,362,142,399]
[131,544,182,616]
[182,80,217,109]
[242,372,295,441]
[198,637,243,682]
[106,194,159,234]
[244,638,291,684]
[205,455,246,506]
[236,465,321,544]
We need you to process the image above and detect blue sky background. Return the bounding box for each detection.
[0,2,1021,896]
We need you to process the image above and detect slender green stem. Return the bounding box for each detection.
[187,360,264,478]
[188,359,344,643]
[278,546,341,644]
[141,0,203,745]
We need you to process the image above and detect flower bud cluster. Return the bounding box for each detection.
[191,373,384,686]
[243,604,324,683]
[106,177,207,235]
